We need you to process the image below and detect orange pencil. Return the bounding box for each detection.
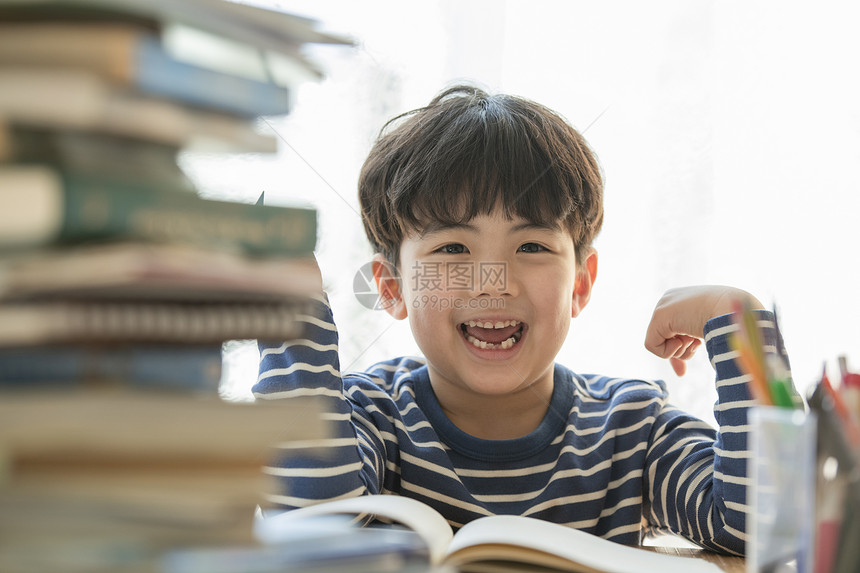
[728,331,772,405]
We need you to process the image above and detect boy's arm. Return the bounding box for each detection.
[253,294,386,509]
[642,286,785,554]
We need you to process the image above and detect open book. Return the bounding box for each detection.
[257,494,723,573]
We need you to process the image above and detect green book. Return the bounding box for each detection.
[0,165,317,257]
[1,125,197,194]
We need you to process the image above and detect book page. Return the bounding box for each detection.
[256,495,455,564]
[445,515,722,573]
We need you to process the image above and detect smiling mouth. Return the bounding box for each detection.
[459,320,525,350]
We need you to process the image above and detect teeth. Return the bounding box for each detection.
[460,320,524,351]
[464,329,522,350]
[465,320,519,329]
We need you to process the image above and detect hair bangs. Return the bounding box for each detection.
[390,99,576,234]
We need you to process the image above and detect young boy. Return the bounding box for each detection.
[253,85,785,556]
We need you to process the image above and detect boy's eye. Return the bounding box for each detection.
[436,243,468,254]
[518,242,547,253]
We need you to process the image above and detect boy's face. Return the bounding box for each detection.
[374,209,597,406]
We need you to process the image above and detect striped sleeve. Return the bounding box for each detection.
[643,310,784,555]
[253,295,384,509]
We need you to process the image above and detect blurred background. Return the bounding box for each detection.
[195,0,860,425]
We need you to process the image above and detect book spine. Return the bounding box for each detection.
[0,24,292,118]
[0,301,310,346]
[135,35,292,117]
[7,126,197,194]
[0,69,279,152]
[0,168,317,256]
[0,345,222,392]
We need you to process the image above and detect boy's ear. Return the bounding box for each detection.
[571,248,598,318]
[371,253,408,320]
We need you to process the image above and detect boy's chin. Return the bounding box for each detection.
[436,368,528,395]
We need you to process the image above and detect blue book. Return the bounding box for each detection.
[0,345,223,392]
[0,23,292,117]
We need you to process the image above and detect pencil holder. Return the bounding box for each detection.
[748,406,817,573]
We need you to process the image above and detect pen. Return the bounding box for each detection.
[766,354,796,409]
[838,356,860,428]
[768,303,804,409]
[821,369,860,451]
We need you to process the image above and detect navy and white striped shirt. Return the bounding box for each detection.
[254,296,782,555]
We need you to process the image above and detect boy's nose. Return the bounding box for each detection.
[470,261,516,297]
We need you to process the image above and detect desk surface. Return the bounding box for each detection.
[647,546,745,573]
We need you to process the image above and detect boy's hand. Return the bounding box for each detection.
[644,286,765,376]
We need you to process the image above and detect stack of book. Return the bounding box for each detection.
[0,392,331,573]
[0,1,349,571]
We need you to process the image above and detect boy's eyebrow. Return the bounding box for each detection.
[418,220,561,238]
[418,221,476,238]
[511,221,562,232]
